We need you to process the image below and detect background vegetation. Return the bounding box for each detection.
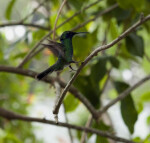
[0,0,150,143]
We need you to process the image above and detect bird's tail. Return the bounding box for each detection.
[36,65,56,80]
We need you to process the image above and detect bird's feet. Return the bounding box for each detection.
[69,65,77,72]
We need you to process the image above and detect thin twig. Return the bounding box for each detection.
[52,14,150,116]
[0,107,136,143]
[0,65,97,117]
[71,3,118,31]
[53,0,67,40]
[80,115,93,143]
[63,104,74,143]
[0,0,50,32]
[17,31,51,68]
[52,0,67,124]
[0,22,49,30]
[97,74,150,118]
[29,46,46,59]
[52,0,104,31]
[54,82,61,123]
[55,3,118,41]
[21,0,49,22]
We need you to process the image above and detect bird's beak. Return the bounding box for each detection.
[74,32,88,37]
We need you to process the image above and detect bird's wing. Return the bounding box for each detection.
[41,43,59,57]
[42,39,65,57]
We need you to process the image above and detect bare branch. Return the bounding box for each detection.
[53,82,61,123]
[0,22,50,30]
[98,74,150,118]
[63,103,74,143]
[0,65,97,118]
[0,107,136,143]
[80,115,93,143]
[52,14,150,116]
[0,0,50,30]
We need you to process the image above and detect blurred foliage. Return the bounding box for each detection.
[114,81,138,134]
[5,0,16,20]
[0,0,150,142]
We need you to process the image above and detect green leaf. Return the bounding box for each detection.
[125,33,144,57]
[92,121,110,143]
[121,94,138,134]
[68,0,88,10]
[147,116,150,126]
[90,57,107,84]
[74,75,100,108]
[112,7,131,23]
[13,52,27,59]
[32,29,47,41]
[131,0,145,12]
[116,0,144,12]
[64,93,79,113]
[116,0,132,9]
[133,137,142,142]
[114,81,138,134]
[5,0,16,20]
[74,57,107,108]
[144,134,150,143]
[96,136,109,143]
[73,29,98,61]
[4,132,22,143]
[110,18,119,39]
[140,91,150,102]
[108,56,120,68]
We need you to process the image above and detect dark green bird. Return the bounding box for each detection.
[36,31,87,80]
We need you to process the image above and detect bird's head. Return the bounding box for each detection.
[60,31,88,42]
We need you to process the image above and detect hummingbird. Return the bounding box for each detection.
[36,31,88,80]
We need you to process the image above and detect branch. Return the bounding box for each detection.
[63,104,74,143]
[97,74,150,118]
[71,3,118,31]
[53,0,67,40]
[53,0,104,31]
[21,0,49,22]
[53,82,61,123]
[3,65,148,120]
[52,14,150,116]
[0,65,53,83]
[0,22,50,30]
[54,3,118,41]
[80,115,93,143]
[0,107,136,143]
[0,65,97,118]
[17,32,51,68]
